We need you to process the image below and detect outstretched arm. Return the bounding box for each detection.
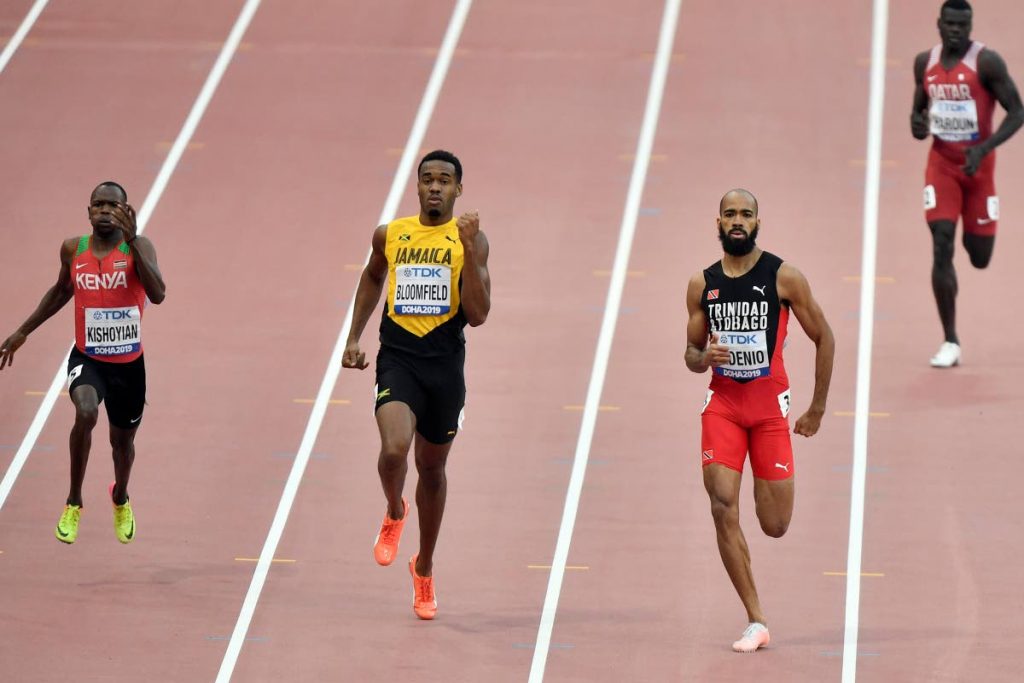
[342,225,389,370]
[457,211,490,327]
[910,51,932,140]
[778,263,835,437]
[964,49,1024,174]
[683,272,728,373]
[0,240,76,370]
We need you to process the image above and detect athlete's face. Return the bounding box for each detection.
[937,8,972,52]
[417,161,461,220]
[88,185,126,238]
[717,194,760,257]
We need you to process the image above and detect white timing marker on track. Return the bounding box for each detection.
[0,0,264,513]
[0,0,48,75]
[843,0,889,681]
[528,0,682,680]
[214,1,475,680]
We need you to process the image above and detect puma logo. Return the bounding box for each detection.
[752,285,766,296]
[774,462,790,472]
[445,235,457,243]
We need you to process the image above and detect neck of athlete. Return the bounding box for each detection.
[419,210,453,227]
[941,40,971,62]
[721,247,763,278]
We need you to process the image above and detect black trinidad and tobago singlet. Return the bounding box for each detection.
[701,251,790,386]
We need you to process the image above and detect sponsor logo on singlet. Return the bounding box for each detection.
[85,306,141,356]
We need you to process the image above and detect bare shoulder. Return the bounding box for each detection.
[777,262,810,299]
[685,271,706,307]
[978,46,1010,79]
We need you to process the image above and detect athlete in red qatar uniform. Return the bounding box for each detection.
[685,189,834,653]
[0,182,165,545]
[911,0,1024,368]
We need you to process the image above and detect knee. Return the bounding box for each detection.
[415,461,446,489]
[378,446,408,471]
[930,224,955,267]
[708,496,738,530]
[968,251,991,269]
[74,403,99,430]
[759,518,789,538]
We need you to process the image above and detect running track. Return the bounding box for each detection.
[0,1,1022,681]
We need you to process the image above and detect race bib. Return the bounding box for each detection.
[85,306,141,356]
[394,265,451,315]
[929,98,979,142]
[713,330,771,380]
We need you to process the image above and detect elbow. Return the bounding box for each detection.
[467,312,488,327]
[150,289,167,305]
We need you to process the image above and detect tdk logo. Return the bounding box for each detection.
[92,309,137,321]
[403,267,443,278]
[719,333,759,345]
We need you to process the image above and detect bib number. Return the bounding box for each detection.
[713,330,771,380]
[85,306,141,356]
[394,265,451,315]
[929,98,979,142]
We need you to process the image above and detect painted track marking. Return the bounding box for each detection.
[844,0,889,680]
[528,1,682,679]
[0,0,264,514]
[213,1,474,680]
[0,0,48,75]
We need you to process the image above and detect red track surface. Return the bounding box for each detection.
[1,1,1022,681]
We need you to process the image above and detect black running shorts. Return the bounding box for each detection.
[66,346,147,429]
[374,345,465,444]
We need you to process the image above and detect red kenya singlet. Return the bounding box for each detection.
[925,41,997,164]
[71,236,147,363]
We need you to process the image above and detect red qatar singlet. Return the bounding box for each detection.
[71,235,148,363]
[925,41,997,165]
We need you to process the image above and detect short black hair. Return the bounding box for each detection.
[92,181,127,202]
[719,188,758,216]
[418,150,462,182]
[941,0,972,13]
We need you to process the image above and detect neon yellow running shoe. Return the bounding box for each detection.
[109,482,135,544]
[55,504,82,544]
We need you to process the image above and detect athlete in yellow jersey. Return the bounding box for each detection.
[343,150,491,620]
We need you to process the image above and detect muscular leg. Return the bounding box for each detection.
[109,425,138,505]
[704,463,766,625]
[753,476,794,539]
[412,434,453,577]
[963,232,995,270]
[375,401,415,520]
[929,220,959,344]
[67,385,100,507]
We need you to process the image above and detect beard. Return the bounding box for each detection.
[427,207,442,219]
[718,225,759,256]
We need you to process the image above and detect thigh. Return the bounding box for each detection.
[701,392,748,474]
[962,165,998,239]
[418,356,465,446]
[924,158,963,226]
[67,348,107,404]
[748,414,793,480]
[103,355,147,430]
[374,352,427,422]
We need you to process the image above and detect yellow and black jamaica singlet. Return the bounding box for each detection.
[379,215,466,356]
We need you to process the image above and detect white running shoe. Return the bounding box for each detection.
[930,342,961,368]
[732,622,770,653]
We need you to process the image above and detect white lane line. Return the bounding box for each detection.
[0,0,264,513]
[843,0,889,681]
[527,0,682,680]
[0,0,49,75]
[212,0,474,680]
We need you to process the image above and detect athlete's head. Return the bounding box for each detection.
[938,0,972,51]
[417,150,462,222]
[717,189,760,257]
[88,181,127,238]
